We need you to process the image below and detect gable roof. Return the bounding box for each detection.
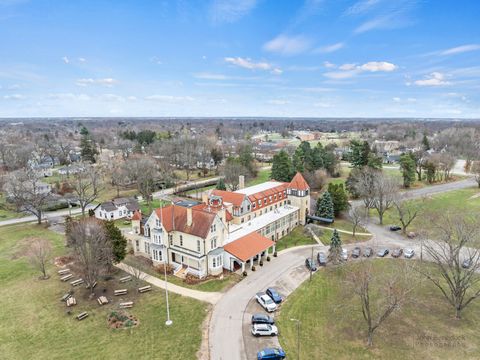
[131,210,142,221]
[224,232,275,262]
[211,189,246,207]
[289,172,309,191]
[154,204,217,239]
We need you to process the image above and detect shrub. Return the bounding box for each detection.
[252,266,256,271]
[242,271,248,277]
[259,261,264,267]
[273,251,278,257]
[154,263,174,275]
[184,273,202,285]
[266,256,271,262]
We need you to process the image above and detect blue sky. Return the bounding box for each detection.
[0,0,479,118]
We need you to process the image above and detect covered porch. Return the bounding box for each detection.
[224,232,276,273]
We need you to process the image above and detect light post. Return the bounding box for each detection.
[159,186,173,326]
[290,318,301,360]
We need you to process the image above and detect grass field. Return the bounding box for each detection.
[275,227,317,252]
[277,259,480,359]
[246,168,271,186]
[379,187,480,237]
[0,224,208,360]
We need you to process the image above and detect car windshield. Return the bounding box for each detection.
[264,297,273,304]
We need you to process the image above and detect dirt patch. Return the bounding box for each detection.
[107,311,139,329]
[54,255,75,267]
[196,306,213,360]
[468,193,480,200]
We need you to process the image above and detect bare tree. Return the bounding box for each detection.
[349,167,378,210]
[67,218,112,295]
[126,156,158,212]
[68,163,102,216]
[4,169,52,224]
[393,196,422,234]
[471,161,480,188]
[371,173,399,225]
[345,261,413,346]
[222,159,247,191]
[418,214,480,319]
[127,264,147,286]
[27,238,52,279]
[348,205,367,237]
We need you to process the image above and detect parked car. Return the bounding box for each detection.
[389,225,402,231]
[266,288,283,304]
[255,292,277,312]
[377,248,389,257]
[317,252,327,266]
[391,248,403,258]
[404,248,415,259]
[363,247,373,257]
[251,314,275,325]
[257,348,286,360]
[305,258,317,272]
[251,323,279,337]
[352,247,361,258]
[341,248,348,261]
[462,259,472,269]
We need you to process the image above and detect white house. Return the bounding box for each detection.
[94,197,140,221]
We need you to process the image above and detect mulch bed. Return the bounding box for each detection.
[107,311,139,329]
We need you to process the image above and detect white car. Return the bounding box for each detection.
[255,292,277,312]
[404,248,415,259]
[251,323,279,337]
[341,248,348,261]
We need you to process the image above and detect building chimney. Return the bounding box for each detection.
[239,175,245,190]
[186,207,193,227]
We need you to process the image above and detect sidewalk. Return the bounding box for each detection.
[115,262,223,305]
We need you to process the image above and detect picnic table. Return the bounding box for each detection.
[114,289,127,296]
[97,296,109,305]
[119,276,132,283]
[119,301,134,309]
[76,312,88,320]
[66,297,77,307]
[138,285,152,293]
[58,269,70,275]
[60,274,73,281]
[70,278,84,287]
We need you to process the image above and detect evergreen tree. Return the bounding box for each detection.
[311,142,325,170]
[422,134,431,151]
[328,229,343,264]
[327,183,349,216]
[80,126,99,163]
[316,191,334,219]
[271,150,294,182]
[216,177,227,191]
[399,153,416,188]
[350,140,370,168]
[103,221,127,264]
[292,147,305,173]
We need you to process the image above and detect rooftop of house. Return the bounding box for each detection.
[234,180,287,196]
[224,232,275,262]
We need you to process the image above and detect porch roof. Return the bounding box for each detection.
[224,232,274,262]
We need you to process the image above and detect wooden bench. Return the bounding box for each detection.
[58,269,70,275]
[97,296,109,306]
[76,312,88,321]
[60,274,73,281]
[114,289,127,296]
[61,293,72,302]
[138,285,152,293]
[66,297,77,307]
[119,301,133,309]
[119,276,132,283]
[85,281,97,289]
[70,279,84,287]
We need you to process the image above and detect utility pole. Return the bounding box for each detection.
[160,186,173,326]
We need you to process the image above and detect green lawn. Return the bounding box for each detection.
[0,224,208,360]
[123,254,242,293]
[139,199,170,216]
[378,187,480,238]
[275,227,317,252]
[0,196,25,221]
[277,259,480,359]
[317,227,363,245]
[247,168,271,186]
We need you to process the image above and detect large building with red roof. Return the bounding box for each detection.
[130,172,310,278]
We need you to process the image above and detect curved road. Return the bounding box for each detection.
[209,177,477,360]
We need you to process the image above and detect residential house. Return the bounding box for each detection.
[94,197,140,221]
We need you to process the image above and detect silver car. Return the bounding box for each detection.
[404,248,415,258]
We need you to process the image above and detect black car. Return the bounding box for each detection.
[266,288,283,304]
[305,258,317,272]
[389,225,402,231]
[363,247,373,257]
[377,248,389,257]
[352,247,361,258]
[252,313,275,325]
[317,252,327,266]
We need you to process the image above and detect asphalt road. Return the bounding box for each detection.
[0,205,94,227]
[209,176,478,360]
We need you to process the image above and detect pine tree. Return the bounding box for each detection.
[422,134,431,151]
[271,150,294,182]
[328,183,349,216]
[328,229,342,264]
[80,126,99,163]
[316,191,334,220]
[216,178,227,191]
[399,153,416,188]
[103,221,127,264]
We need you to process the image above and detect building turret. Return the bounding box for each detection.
[287,172,310,225]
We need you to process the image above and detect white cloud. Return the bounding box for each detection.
[47,93,91,101]
[210,0,257,24]
[3,94,25,100]
[323,61,336,69]
[414,72,450,87]
[194,72,228,80]
[339,63,357,71]
[78,57,86,63]
[316,42,344,53]
[345,0,381,15]
[62,56,70,64]
[324,71,357,79]
[440,44,480,56]
[359,61,397,72]
[267,99,289,105]
[393,97,401,102]
[314,102,332,108]
[76,78,117,87]
[263,35,311,55]
[144,95,195,103]
[224,57,282,74]
[102,94,125,102]
[150,56,162,65]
